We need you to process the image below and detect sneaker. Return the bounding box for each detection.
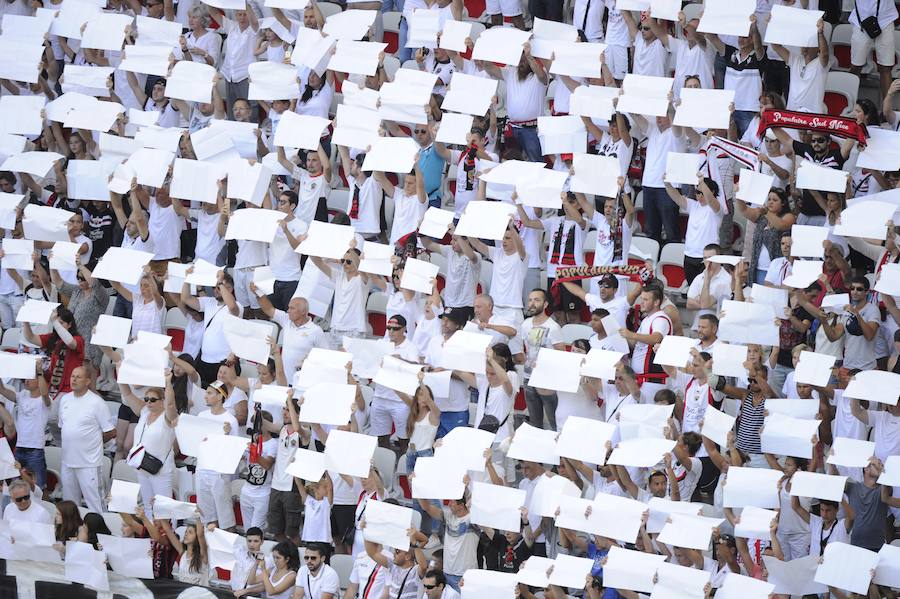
[424,534,441,549]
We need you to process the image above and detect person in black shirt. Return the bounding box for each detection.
[771,127,855,225]
[478,510,533,572]
[82,201,115,269]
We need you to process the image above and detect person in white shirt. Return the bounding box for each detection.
[196,380,241,531]
[180,270,244,386]
[423,569,460,599]
[208,3,259,118]
[232,527,266,596]
[277,144,334,227]
[343,549,389,599]
[294,543,341,599]
[3,479,51,524]
[268,190,308,310]
[0,368,49,490]
[336,145,381,240]
[664,177,723,285]
[562,274,629,328]
[622,11,670,78]
[769,19,829,113]
[310,246,372,347]
[421,231,480,315]
[370,315,420,452]
[468,225,528,315]
[585,307,630,354]
[621,285,673,402]
[518,289,566,431]
[686,245,733,326]
[58,367,115,514]
[464,294,519,351]
[255,291,326,383]
[373,162,428,246]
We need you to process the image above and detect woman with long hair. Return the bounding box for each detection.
[21,306,85,400]
[735,188,795,284]
[54,500,83,543]
[163,520,209,586]
[80,512,111,550]
[402,375,441,474]
[170,351,201,414]
[251,541,299,598]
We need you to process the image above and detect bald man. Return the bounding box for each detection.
[58,367,115,513]
[253,288,326,382]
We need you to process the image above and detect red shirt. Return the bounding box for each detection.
[39,334,85,398]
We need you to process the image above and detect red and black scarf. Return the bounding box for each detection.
[756,109,869,146]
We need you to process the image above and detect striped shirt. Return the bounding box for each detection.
[736,393,765,455]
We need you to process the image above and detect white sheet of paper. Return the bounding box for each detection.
[764,555,827,596]
[324,429,377,477]
[515,168,568,209]
[398,257,439,294]
[418,207,455,239]
[106,479,141,514]
[580,348,625,380]
[764,4,824,47]
[718,299,778,346]
[0,438,20,479]
[285,447,327,482]
[556,417,615,465]
[297,221,356,260]
[587,492,648,543]
[875,262,900,297]
[323,9,377,40]
[461,570,518,599]
[373,355,422,396]
[790,224,828,258]
[0,38,44,84]
[412,455,466,500]
[361,136,419,173]
[834,199,897,240]
[508,422,561,465]
[874,543,900,588]
[603,546,667,593]
[251,384,292,408]
[749,284,788,315]
[470,482,527,532]
[226,161,272,207]
[0,95,45,136]
[81,12,132,50]
[135,14,182,47]
[547,38,606,74]
[0,353,40,380]
[407,8,439,47]
[673,88,735,130]
[196,434,249,474]
[722,466,782,508]
[0,192,23,229]
[516,556,553,588]
[617,403,673,441]
[298,382,357,425]
[548,554,594,588]
[856,127,900,171]
[435,112,474,146]
[528,348,584,393]
[789,470,848,502]
[528,472,581,518]
[733,505,778,540]
[657,513,723,550]
[761,412,820,458]
[91,314,133,348]
[617,74,674,117]
[653,335,696,368]
[174,413,230,457]
[363,499,414,550]
[796,158,850,193]
[529,17,578,59]
[878,455,900,486]
[118,45,172,77]
[5,152,64,179]
[16,299,61,325]
[843,369,900,406]
[152,495,200,520]
[454,200,516,241]
[222,314,271,365]
[608,438,676,469]
[700,405,736,448]
[437,330,492,374]
[328,40,387,76]
[92,247,154,286]
[97,535,153,579]
[650,562,710,599]
[471,26,531,65]
[442,72,499,116]
[433,426,495,472]
[204,527,242,571]
[116,343,168,387]
[537,114,586,154]
[716,572,775,599]
[65,541,109,591]
[791,350,836,386]
[568,85,618,120]
[697,0,756,36]
[569,153,620,197]
[439,19,472,52]
[710,342,747,379]
[736,169,775,206]
[765,398,819,421]
[51,0,100,39]
[815,542,877,595]
[332,103,381,150]
[2,238,34,271]
[664,152,702,186]
[354,240,392,278]
[165,60,216,104]
[827,436,875,468]
[274,112,331,150]
[294,348,351,392]
[342,336,394,379]
[248,60,300,101]
[224,208,285,245]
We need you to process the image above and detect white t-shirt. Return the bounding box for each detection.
[272,311,326,382]
[292,167,330,226]
[441,246,480,309]
[296,564,341,599]
[330,270,368,333]
[424,336,471,413]
[271,427,301,492]
[488,246,527,309]
[388,187,427,245]
[787,53,826,113]
[809,514,850,557]
[198,297,244,363]
[13,390,49,449]
[585,292,629,328]
[642,123,686,188]
[519,317,564,380]
[58,390,113,468]
[684,199,723,258]
[3,499,52,523]
[502,68,546,122]
[349,176,381,236]
[148,200,184,260]
[591,212,632,268]
[631,311,672,374]
[632,36,669,77]
[269,218,307,281]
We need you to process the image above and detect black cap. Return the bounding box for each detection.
[440,307,468,327]
[599,274,619,289]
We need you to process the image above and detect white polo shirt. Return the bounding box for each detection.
[296,564,340,599]
[272,311,326,381]
[58,389,114,468]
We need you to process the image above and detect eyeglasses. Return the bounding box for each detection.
[13,495,29,503]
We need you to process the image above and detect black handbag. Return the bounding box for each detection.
[856,0,882,39]
[128,420,168,475]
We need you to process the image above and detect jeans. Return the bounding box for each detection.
[755,268,768,284]
[512,126,543,162]
[732,111,756,140]
[398,15,411,62]
[642,186,680,244]
[437,410,469,438]
[112,294,133,319]
[16,447,46,490]
[768,363,792,396]
[0,293,24,329]
[445,574,462,592]
[525,386,558,431]
[269,279,299,311]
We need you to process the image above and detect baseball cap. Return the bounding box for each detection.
[386,315,407,329]
[440,307,469,327]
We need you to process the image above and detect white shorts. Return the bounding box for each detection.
[851,25,896,67]
[604,44,629,81]
[484,0,522,17]
[369,397,410,438]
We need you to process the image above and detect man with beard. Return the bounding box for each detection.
[517,289,567,431]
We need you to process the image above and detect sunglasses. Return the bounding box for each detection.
[640,26,651,31]
[423,584,438,590]
[145,396,161,403]
[13,495,29,503]
[341,259,354,265]
[304,556,319,561]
